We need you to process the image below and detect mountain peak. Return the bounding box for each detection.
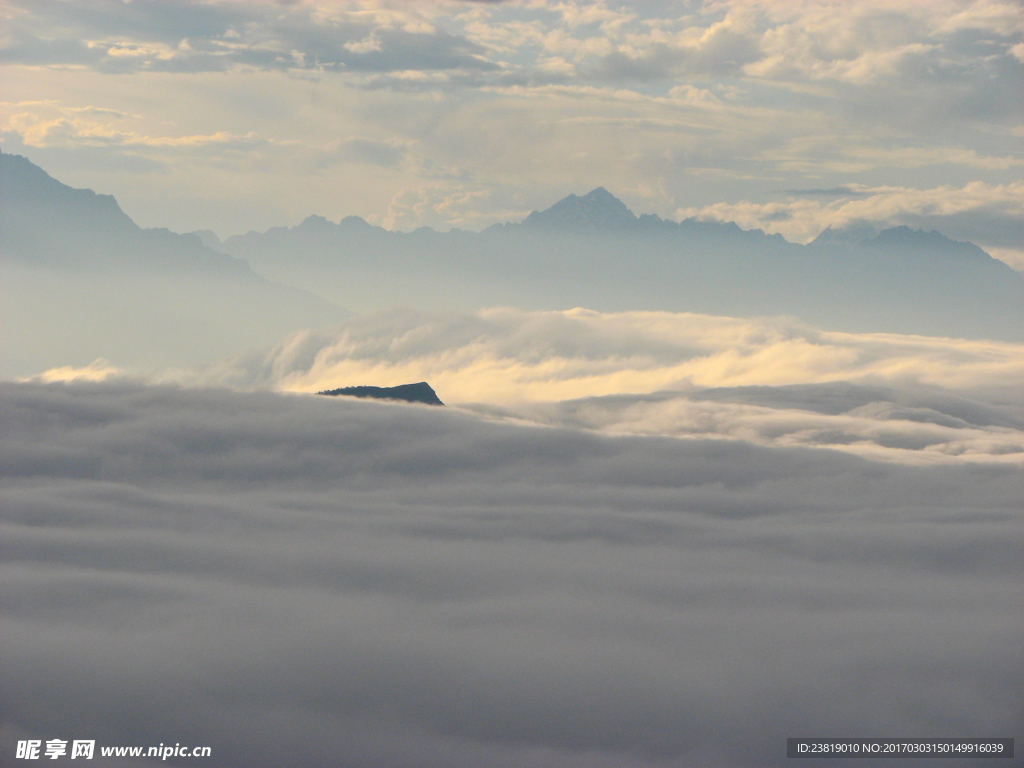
[1,150,135,230]
[520,187,636,230]
[810,221,995,262]
[299,214,334,229]
[580,186,617,202]
[317,382,443,406]
[810,221,879,247]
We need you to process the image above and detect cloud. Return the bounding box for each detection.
[1,379,1021,767]
[165,307,1024,466]
[23,358,123,384]
[592,10,763,82]
[984,246,1024,270]
[1,0,495,75]
[676,181,1024,257]
[4,112,265,153]
[762,140,1024,174]
[194,307,1024,398]
[935,0,1024,37]
[7,1,1020,103]
[379,183,532,230]
[471,383,1024,466]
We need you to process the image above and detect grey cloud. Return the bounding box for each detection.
[3,0,496,75]
[10,0,257,44]
[1,381,1021,767]
[832,37,1024,136]
[334,29,495,74]
[0,31,108,68]
[464,380,1024,462]
[688,381,1024,429]
[591,32,761,83]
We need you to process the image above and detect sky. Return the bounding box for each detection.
[1,0,1022,266]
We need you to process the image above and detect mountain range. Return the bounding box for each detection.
[211,186,1023,342]
[0,150,349,377]
[2,151,1021,381]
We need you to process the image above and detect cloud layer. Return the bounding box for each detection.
[2,379,1021,767]
[166,308,1024,465]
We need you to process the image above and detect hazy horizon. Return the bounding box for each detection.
[9,146,1016,250]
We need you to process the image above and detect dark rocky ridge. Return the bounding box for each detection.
[318,382,444,406]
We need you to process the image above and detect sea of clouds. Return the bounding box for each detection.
[4,308,1022,767]
[180,308,1024,465]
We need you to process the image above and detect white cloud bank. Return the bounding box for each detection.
[1,378,1021,767]
[165,308,1024,466]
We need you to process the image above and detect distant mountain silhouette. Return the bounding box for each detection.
[811,222,993,261]
[485,187,765,239]
[0,151,349,377]
[518,187,638,230]
[809,222,879,247]
[1,150,253,277]
[218,188,1024,342]
[4,150,1020,364]
[318,382,443,405]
